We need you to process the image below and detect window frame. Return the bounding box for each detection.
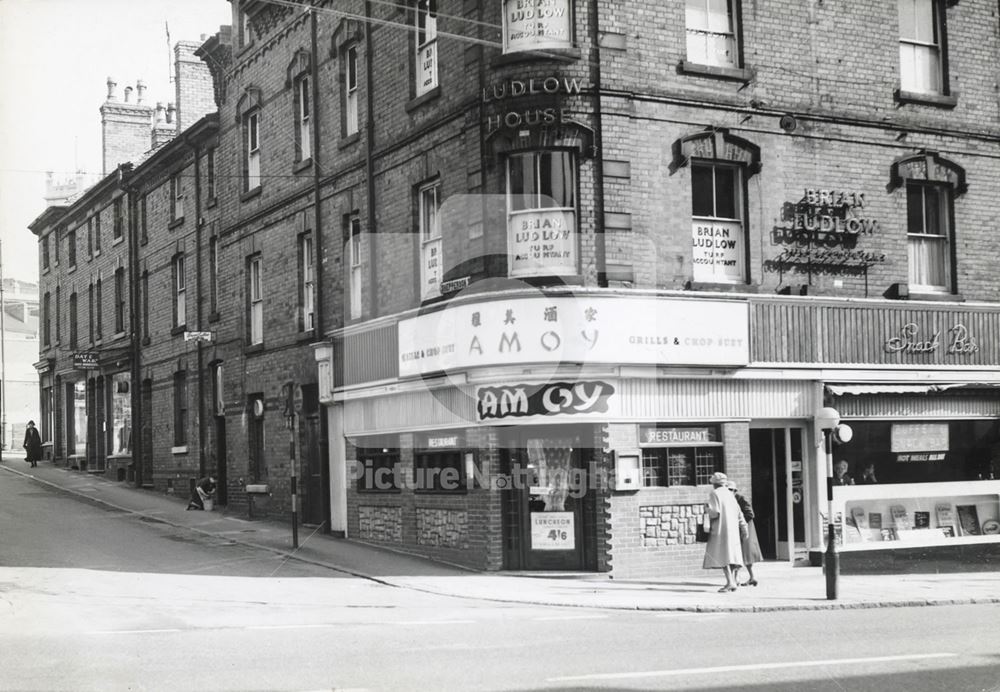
[43,292,51,345]
[114,268,125,334]
[418,181,442,301]
[88,284,95,344]
[94,213,102,253]
[173,371,188,447]
[113,198,123,240]
[299,232,315,332]
[95,278,103,340]
[206,148,216,202]
[141,270,150,341]
[209,236,219,315]
[295,75,312,162]
[42,235,50,270]
[898,0,948,96]
[348,215,362,319]
[69,291,78,349]
[414,449,468,494]
[67,228,76,268]
[684,0,741,69]
[689,159,748,285]
[356,447,401,493]
[345,45,359,136]
[245,110,261,192]
[414,0,438,97]
[170,173,183,223]
[905,180,953,293]
[173,253,187,328]
[248,254,264,345]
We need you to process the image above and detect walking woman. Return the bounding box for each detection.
[729,482,764,586]
[702,472,748,592]
[23,421,42,468]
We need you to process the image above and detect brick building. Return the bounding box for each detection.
[30,1,1000,577]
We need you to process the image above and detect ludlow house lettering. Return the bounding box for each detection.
[483,76,586,135]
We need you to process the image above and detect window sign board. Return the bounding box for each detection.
[504,0,572,53]
[508,209,577,277]
[398,296,749,377]
[890,423,949,453]
[530,511,574,550]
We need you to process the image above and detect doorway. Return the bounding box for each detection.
[215,416,228,506]
[749,427,806,562]
[500,425,594,571]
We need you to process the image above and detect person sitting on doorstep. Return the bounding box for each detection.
[187,476,217,511]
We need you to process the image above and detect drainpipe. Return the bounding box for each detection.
[365,0,378,316]
[117,162,142,487]
[184,131,206,479]
[588,0,607,287]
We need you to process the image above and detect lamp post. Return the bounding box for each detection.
[816,406,840,600]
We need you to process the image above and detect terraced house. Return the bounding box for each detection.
[32,1,1000,577]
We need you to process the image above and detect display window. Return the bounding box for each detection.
[355,445,400,493]
[639,424,724,487]
[110,373,131,456]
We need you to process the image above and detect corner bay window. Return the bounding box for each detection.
[356,447,400,492]
[640,425,725,487]
[506,150,577,278]
[906,182,951,292]
[691,162,745,283]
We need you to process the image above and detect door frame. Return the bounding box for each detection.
[749,420,811,564]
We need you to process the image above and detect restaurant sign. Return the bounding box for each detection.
[476,380,614,421]
[398,296,749,377]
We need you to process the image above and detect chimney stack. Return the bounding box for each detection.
[174,40,216,131]
[166,102,176,125]
[151,101,177,149]
[136,79,146,104]
[100,75,153,174]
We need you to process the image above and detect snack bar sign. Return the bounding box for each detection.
[398,296,749,377]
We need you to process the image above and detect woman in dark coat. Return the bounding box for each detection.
[23,421,42,468]
[729,481,764,586]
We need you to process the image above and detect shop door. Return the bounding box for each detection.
[505,429,588,571]
[215,416,228,506]
[302,413,324,525]
[750,428,806,562]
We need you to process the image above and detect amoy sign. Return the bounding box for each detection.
[477,380,615,421]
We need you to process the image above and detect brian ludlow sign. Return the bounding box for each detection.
[397,296,749,377]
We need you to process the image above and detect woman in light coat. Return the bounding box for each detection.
[702,472,747,592]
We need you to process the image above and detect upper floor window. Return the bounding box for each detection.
[141,271,150,341]
[114,268,125,334]
[248,254,263,345]
[170,173,184,222]
[685,0,739,68]
[415,0,438,97]
[113,198,123,240]
[86,219,93,257]
[239,7,254,49]
[206,148,217,201]
[54,228,61,265]
[173,254,187,328]
[55,286,61,342]
[94,213,102,252]
[67,229,76,268]
[505,150,578,279]
[898,0,945,95]
[43,292,51,345]
[419,181,441,300]
[299,233,315,331]
[691,162,746,284]
[42,235,50,270]
[295,75,312,161]
[245,111,261,192]
[210,236,219,315]
[95,278,103,339]
[140,195,148,244]
[69,292,78,348]
[174,371,188,446]
[348,215,362,320]
[906,182,952,292]
[502,0,573,54]
[88,284,95,344]
[345,46,359,136]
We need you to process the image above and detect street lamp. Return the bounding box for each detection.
[816,406,840,600]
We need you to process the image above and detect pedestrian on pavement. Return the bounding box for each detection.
[187,476,217,511]
[728,481,763,586]
[23,421,42,468]
[702,472,748,592]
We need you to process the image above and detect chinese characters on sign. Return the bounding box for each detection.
[396,296,749,377]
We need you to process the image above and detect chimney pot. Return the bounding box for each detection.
[155,102,166,123]
[166,102,176,125]
[106,77,117,101]
[124,86,133,103]
[136,79,147,104]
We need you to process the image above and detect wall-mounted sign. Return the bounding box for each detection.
[440,276,470,295]
[765,188,886,277]
[397,296,749,377]
[509,209,577,277]
[426,435,461,448]
[477,380,614,421]
[883,323,980,356]
[421,238,442,300]
[896,452,947,463]
[482,76,585,135]
[504,0,572,54]
[530,511,575,550]
[417,41,437,94]
[692,220,743,282]
[890,422,949,453]
[73,351,99,370]
[640,426,718,445]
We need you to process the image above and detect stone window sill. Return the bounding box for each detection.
[241,186,262,203]
[171,445,188,455]
[293,158,313,174]
[112,235,124,246]
[171,324,186,336]
[405,87,441,113]
[246,342,265,354]
[208,311,220,323]
[168,217,184,230]
[339,132,361,150]
[206,197,217,209]
[679,60,755,82]
[906,290,965,303]
[895,89,958,108]
[492,47,581,67]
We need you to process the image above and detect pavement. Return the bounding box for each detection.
[3,452,1000,613]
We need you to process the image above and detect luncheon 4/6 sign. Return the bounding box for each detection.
[530,512,575,550]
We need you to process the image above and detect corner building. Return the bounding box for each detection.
[217,1,1000,577]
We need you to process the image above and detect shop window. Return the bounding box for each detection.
[357,447,400,492]
[294,75,312,162]
[70,380,87,457]
[640,425,725,487]
[898,0,946,95]
[114,268,125,334]
[414,0,438,97]
[247,254,263,344]
[248,394,265,482]
[691,161,746,283]
[348,215,362,319]
[173,371,188,446]
[502,0,573,54]
[906,182,952,292]
[414,450,466,493]
[418,181,441,300]
[113,198,123,240]
[506,150,578,278]
[299,232,315,331]
[685,0,740,69]
[67,229,76,268]
[111,373,131,456]
[173,254,186,328]
[344,45,359,136]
